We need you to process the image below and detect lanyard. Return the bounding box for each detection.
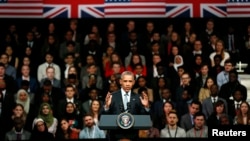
[87,126,96,138]
[194,127,203,137]
[167,126,178,138]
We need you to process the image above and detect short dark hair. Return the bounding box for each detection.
[21,80,30,86]
[193,112,206,120]
[43,79,52,86]
[138,87,147,95]
[0,62,5,68]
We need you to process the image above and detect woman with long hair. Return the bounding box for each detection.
[55,118,79,140]
[88,99,102,125]
[198,76,216,103]
[207,100,232,126]
[234,101,250,125]
[126,54,147,76]
[209,40,230,67]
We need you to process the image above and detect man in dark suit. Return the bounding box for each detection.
[34,79,63,116]
[57,84,82,119]
[180,100,202,131]
[0,79,15,140]
[0,62,17,93]
[102,71,150,140]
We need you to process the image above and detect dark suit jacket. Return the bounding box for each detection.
[180,113,194,131]
[202,97,228,119]
[40,78,61,88]
[34,87,63,114]
[102,89,150,139]
[102,90,150,115]
[5,129,31,141]
[0,89,15,140]
[16,77,38,93]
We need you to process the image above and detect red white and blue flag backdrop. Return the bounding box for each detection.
[227,0,250,17]
[0,0,249,18]
[0,0,43,18]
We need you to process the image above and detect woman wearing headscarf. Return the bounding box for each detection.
[33,103,58,136]
[30,118,55,141]
[15,89,36,131]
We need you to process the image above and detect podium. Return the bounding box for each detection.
[99,114,152,130]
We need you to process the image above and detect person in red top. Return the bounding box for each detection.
[104,52,125,78]
[105,62,125,79]
[126,54,147,76]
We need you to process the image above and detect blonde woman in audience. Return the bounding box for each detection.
[234,101,250,125]
[209,40,230,67]
[198,76,215,103]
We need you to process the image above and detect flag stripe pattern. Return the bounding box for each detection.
[0,0,43,18]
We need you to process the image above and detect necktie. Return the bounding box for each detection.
[124,93,129,110]
[212,97,216,107]
[0,91,2,116]
[0,91,3,103]
[230,36,235,51]
[237,103,240,109]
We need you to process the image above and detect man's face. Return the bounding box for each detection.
[206,21,214,31]
[0,66,5,76]
[224,63,233,72]
[43,85,52,93]
[65,31,73,41]
[201,66,209,76]
[45,54,53,64]
[26,32,34,41]
[89,90,98,100]
[84,116,94,128]
[229,72,237,82]
[167,113,178,126]
[162,89,171,99]
[194,116,205,128]
[120,74,135,93]
[108,33,116,42]
[65,87,75,98]
[21,66,30,77]
[194,41,202,51]
[146,22,154,32]
[46,68,55,80]
[1,54,8,64]
[210,85,218,96]
[181,74,191,85]
[189,104,200,115]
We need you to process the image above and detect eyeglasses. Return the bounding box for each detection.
[37,123,44,127]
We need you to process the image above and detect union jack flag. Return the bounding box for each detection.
[43,0,104,18]
[165,0,227,18]
[227,0,250,17]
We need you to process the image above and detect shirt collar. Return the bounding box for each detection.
[234,101,242,105]
[121,88,131,96]
[66,98,74,103]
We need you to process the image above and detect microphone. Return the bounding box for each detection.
[126,102,131,113]
[119,103,124,113]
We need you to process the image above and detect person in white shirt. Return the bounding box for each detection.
[37,52,61,83]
